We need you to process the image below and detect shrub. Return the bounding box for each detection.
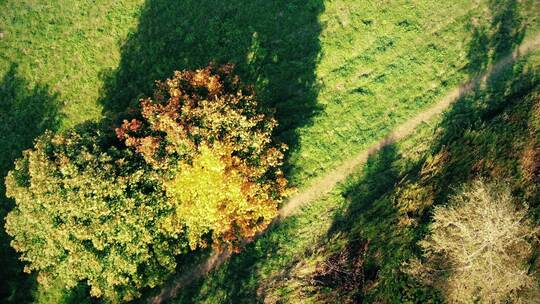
[407,179,538,303]
[311,239,370,303]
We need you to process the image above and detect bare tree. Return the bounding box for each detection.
[407,179,538,303]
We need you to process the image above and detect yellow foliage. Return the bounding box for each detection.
[164,144,277,250]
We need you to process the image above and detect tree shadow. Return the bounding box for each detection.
[328,144,400,237]
[466,0,525,76]
[488,0,525,61]
[0,63,62,303]
[318,140,443,303]
[432,0,533,200]
[97,1,325,302]
[323,144,402,303]
[466,24,490,75]
[99,0,324,178]
[427,60,540,222]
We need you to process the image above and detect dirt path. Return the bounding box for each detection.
[280,33,540,218]
[149,34,540,304]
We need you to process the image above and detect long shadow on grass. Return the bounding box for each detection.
[104,1,325,302]
[100,0,324,179]
[466,0,525,76]
[321,144,403,303]
[428,57,540,210]
[318,142,442,303]
[0,63,62,303]
[431,0,532,200]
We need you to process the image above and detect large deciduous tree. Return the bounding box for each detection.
[5,126,178,301]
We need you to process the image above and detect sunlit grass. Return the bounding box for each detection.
[1,0,539,302]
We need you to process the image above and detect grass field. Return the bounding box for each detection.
[0,0,539,302]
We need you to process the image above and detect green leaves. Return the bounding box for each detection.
[5,127,181,302]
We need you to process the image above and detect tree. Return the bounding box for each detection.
[5,64,288,302]
[115,63,288,250]
[407,179,538,303]
[5,125,181,302]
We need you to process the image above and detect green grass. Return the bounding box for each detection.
[0,0,143,128]
[0,0,539,302]
[3,0,538,186]
[289,0,539,186]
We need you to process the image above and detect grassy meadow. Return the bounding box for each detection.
[0,0,539,302]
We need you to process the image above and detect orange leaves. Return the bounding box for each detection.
[116,63,288,251]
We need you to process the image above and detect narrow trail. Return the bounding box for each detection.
[149,34,540,304]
